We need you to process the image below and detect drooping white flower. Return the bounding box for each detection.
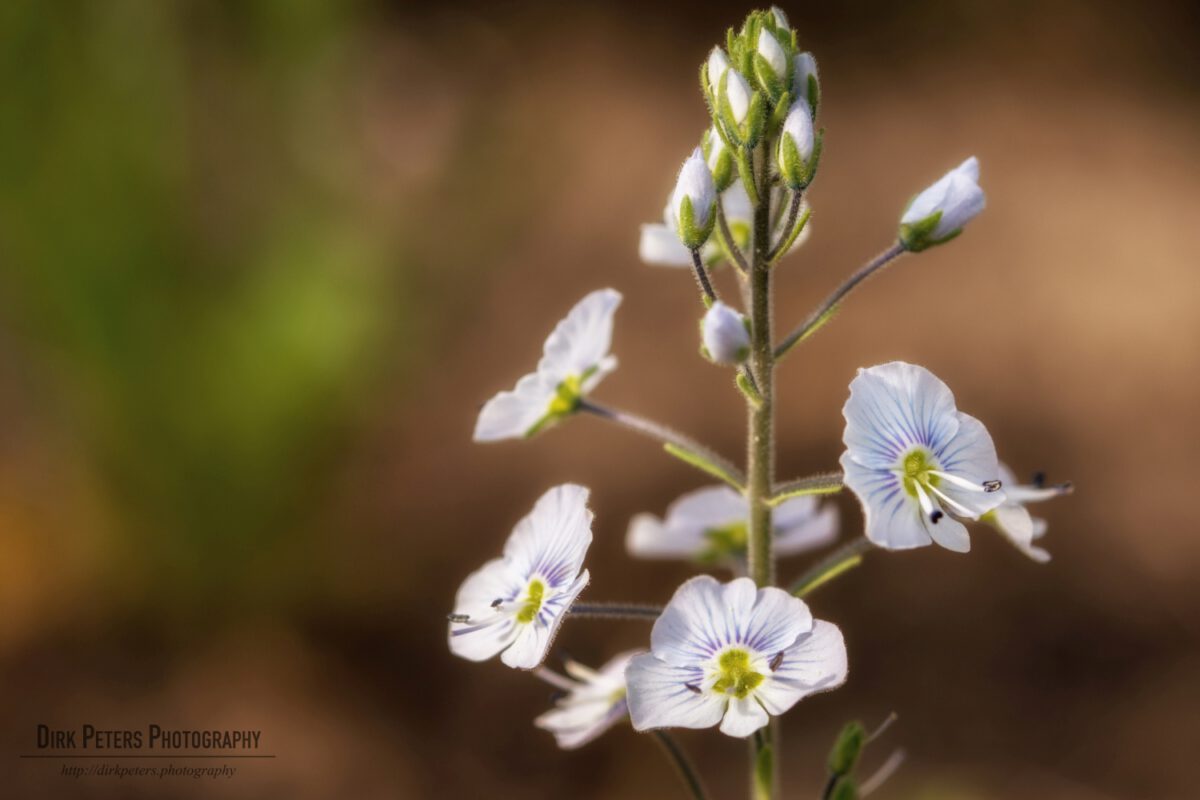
[724,68,753,125]
[626,485,837,565]
[793,52,819,112]
[706,46,731,94]
[473,290,620,442]
[756,29,789,82]
[448,484,593,669]
[626,576,847,738]
[533,650,638,749]
[702,302,751,365]
[979,463,1072,562]
[899,157,985,251]
[777,100,815,188]
[670,148,717,248]
[839,361,1006,552]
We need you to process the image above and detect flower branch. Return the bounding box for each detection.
[568,602,663,621]
[788,536,873,598]
[652,731,711,800]
[769,471,843,506]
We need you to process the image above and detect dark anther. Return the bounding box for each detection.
[1032,471,1046,488]
[447,613,471,623]
[491,598,504,608]
[983,479,1002,492]
[1059,480,1074,493]
[769,651,785,672]
[685,683,702,695]
[548,690,567,703]
[930,510,944,524]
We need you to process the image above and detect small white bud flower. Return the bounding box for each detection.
[707,47,730,93]
[793,52,819,111]
[724,68,752,124]
[757,29,789,82]
[777,101,815,188]
[771,6,790,28]
[702,302,751,364]
[671,148,717,249]
[703,126,733,190]
[899,156,986,251]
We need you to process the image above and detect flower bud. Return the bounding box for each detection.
[707,47,730,94]
[793,52,819,113]
[827,720,866,776]
[770,6,790,28]
[723,68,752,125]
[777,101,815,188]
[671,148,717,250]
[702,127,734,191]
[756,29,789,83]
[701,302,751,364]
[899,156,985,251]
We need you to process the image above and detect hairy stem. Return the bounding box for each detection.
[568,602,662,621]
[746,142,777,799]
[652,731,710,800]
[767,189,803,262]
[690,248,718,303]
[775,241,906,359]
[577,399,746,489]
[768,471,844,506]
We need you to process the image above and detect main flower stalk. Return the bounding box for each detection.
[746,144,778,800]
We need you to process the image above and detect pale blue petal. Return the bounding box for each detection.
[626,654,726,731]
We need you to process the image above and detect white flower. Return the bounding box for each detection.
[770,6,790,28]
[724,68,753,124]
[707,47,730,94]
[671,148,717,244]
[534,651,638,749]
[899,157,985,250]
[980,463,1072,563]
[756,29,789,82]
[626,576,847,738]
[448,484,593,669]
[839,361,1006,553]
[702,302,751,365]
[793,52,818,111]
[777,101,815,187]
[640,183,751,269]
[626,485,838,564]
[473,289,620,441]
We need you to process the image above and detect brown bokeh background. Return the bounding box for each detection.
[1,1,1198,798]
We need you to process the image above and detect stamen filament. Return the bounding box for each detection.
[927,470,992,493]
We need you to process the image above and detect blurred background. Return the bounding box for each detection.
[1,0,1198,797]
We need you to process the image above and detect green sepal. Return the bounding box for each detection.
[523,372,589,438]
[778,134,805,189]
[678,195,715,250]
[828,720,866,775]
[898,209,944,252]
[744,90,766,148]
[736,371,761,407]
[753,740,774,800]
[807,73,821,117]
[702,128,733,190]
[752,52,783,103]
[735,148,760,207]
[829,777,858,800]
[768,89,792,136]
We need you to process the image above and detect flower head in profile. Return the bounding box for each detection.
[671,148,717,249]
[626,576,847,738]
[701,302,751,365]
[627,485,837,566]
[473,290,620,442]
[840,361,1006,552]
[534,651,638,749]
[979,463,1073,562]
[448,484,592,669]
[899,156,985,251]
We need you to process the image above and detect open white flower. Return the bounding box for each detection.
[448,484,592,669]
[626,576,847,738]
[473,290,620,441]
[627,485,837,565]
[899,156,985,251]
[534,651,638,749]
[840,361,1006,553]
[980,463,1072,562]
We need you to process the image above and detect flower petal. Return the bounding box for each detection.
[473,371,557,442]
[500,568,589,670]
[537,289,623,381]
[639,223,693,267]
[626,653,726,732]
[773,497,839,557]
[736,584,813,658]
[842,362,960,470]
[933,412,1005,518]
[840,450,932,550]
[503,484,593,588]
[756,620,848,715]
[719,696,769,737]
[650,575,735,667]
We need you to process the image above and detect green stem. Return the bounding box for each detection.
[768,471,843,506]
[746,141,777,799]
[774,241,906,360]
[652,731,710,800]
[577,400,746,490]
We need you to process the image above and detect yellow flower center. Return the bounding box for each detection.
[516,579,545,624]
[712,648,764,699]
[901,448,940,498]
